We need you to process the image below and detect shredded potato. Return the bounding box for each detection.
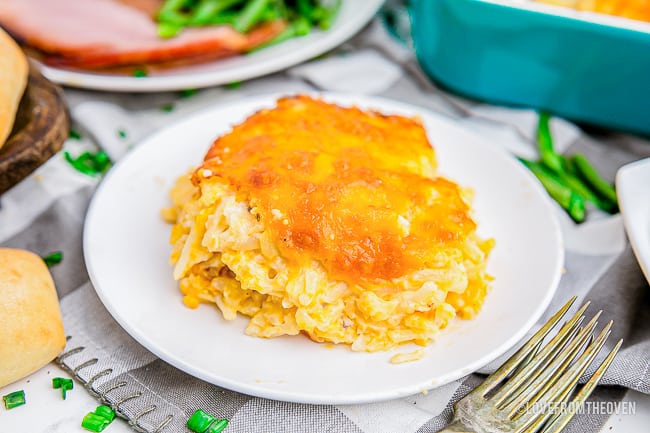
[165,96,494,352]
[389,349,427,364]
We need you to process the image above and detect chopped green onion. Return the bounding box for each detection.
[94,151,111,172]
[181,88,198,98]
[69,129,82,140]
[3,390,26,410]
[117,129,127,139]
[133,68,148,78]
[81,405,116,432]
[187,409,216,433]
[82,413,111,432]
[42,251,63,267]
[161,103,175,112]
[208,419,229,433]
[94,405,116,422]
[65,150,112,177]
[225,81,242,89]
[52,377,74,399]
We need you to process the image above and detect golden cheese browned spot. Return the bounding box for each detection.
[194,96,474,285]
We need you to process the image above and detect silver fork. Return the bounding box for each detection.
[436,296,623,433]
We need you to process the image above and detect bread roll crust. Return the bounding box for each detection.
[0,27,29,148]
[0,248,66,387]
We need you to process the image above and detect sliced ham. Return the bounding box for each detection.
[0,0,286,69]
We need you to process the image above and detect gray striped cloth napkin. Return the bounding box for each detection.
[1,18,649,433]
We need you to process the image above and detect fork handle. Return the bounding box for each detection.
[435,421,476,433]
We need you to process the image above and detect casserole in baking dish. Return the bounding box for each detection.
[411,0,650,135]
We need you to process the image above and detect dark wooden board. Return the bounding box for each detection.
[0,64,69,195]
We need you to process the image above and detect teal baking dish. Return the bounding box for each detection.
[410,0,650,136]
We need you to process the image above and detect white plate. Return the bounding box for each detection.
[38,0,383,92]
[83,93,564,404]
[617,158,650,286]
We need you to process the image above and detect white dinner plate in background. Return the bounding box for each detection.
[39,0,383,92]
[617,158,650,286]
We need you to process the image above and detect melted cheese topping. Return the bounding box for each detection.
[194,96,475,286]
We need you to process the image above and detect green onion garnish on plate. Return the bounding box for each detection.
[181,88,198,98]
[94,405,116,423]
[69,129,82,140]
[64,150,112,177]
[81,413,111,432]
[3,390,26,410]
[81,405,116,432]
[42,251,63,268]
[187,409,216,432]
[161,103,175,112]
[208,419,229,433]
[52,377,74,399]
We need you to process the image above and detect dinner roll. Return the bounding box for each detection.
[0,248,66,387]
[0,27,28,148]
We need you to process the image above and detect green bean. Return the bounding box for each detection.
[153,0,341,49]
[537,112,564,174]
[248,16,311,52]
[520,158,585,223]
[207,10,240,25]
[158,0,192,16]
[260,4,283,22]
[571,153,618,205]
[157,10,191,25]
[555,157,616,213]
[190,0,244,25]
[293,16,312,36]
[569,157,618,212]
[233,0,271,33]
[297,0,316,23]
[315,0,341,29]
[158,22,183,38]
[248,23,296,52]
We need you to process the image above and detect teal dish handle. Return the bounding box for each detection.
[410,0,650,136]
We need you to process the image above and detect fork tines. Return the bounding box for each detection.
[458,296,622,433]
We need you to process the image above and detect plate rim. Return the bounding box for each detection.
[616,157,650,286]
[38,0,384,93]
[83,92,564,404]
